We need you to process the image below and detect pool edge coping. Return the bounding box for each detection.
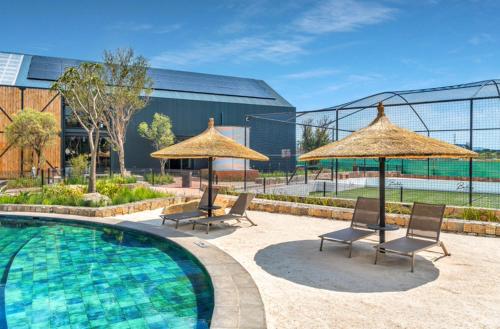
[0,211,267,329]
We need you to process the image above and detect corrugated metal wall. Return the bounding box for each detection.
[120,96,296,171]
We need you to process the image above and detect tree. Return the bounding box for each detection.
[299,116,332,153]
[137,113,175,175]
[314,116,332,149]
[52,63,107,193]
[299,119,316,154]
[5,108,59,173]
[102,48,153,176]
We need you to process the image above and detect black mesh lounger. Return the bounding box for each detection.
[374,202,450,272]
[160,188,218,229]
[319,197,380,257]
[192,193,255,234]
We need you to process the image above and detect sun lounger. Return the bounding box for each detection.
[191,193,255,234]
[319,197,379,257]
[374,202,450,272]
[160,188,218,228]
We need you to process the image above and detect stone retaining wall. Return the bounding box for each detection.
[0,196,188,217]
[218,195,500,237]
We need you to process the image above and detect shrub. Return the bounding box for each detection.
[65,176,86,185]
[144,173,173,185]
[69,154,88,177]
[104,175,137,184]
[40,184,85,206]
[6,177,41,189]
[96,180,122,199]
[461,208,498,222]
[385,203,412,215]
[110,186,167,205]
[96,180,168,205]
[0,183,169,207]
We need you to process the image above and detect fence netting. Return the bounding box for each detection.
[240,81,500,209]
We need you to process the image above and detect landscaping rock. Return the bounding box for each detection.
[82,193,111,206]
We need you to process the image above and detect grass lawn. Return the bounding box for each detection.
[311,187,500,209]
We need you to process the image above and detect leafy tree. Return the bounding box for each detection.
[138,113,175,175]
[299,119,315,154]
[299,116,332,153]
[102,48,153,176]
[52,63,107,193]
[315,116,332,149]
[5,108,59,173]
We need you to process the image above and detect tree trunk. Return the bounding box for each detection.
[88,129,99,193]
[35,150,43,175]
[160,159,166,176]
[118,141,127,176]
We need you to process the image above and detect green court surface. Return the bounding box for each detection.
[311,187,500,209]
[306,159,500,179]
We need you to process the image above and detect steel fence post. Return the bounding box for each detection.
[469,99,473,206]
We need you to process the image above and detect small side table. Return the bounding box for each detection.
[367,224,399,231]
[367,224,399,251]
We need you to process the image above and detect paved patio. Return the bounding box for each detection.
[116,208,500,329]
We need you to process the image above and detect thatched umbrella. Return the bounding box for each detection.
[299,102,477,242]
[151,118,268,216]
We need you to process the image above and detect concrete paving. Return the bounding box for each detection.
[117,208,500,329]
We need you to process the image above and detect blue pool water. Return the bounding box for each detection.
[0,215,214,329]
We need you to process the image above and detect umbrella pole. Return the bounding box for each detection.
[208,157,213,217]
[379,157,386,243]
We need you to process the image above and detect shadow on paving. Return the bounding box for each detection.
[254,239,440,293]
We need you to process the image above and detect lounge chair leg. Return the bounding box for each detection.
[206,223,210,234]
[319,238,324,251]
[374,247,379,265]
[246,216,257,226]
[411,253,415,272]
[348,243,353,258]
[192,222,196,230]
[175,220,179,229]
[440,241,451,256]
[162,217,166,225]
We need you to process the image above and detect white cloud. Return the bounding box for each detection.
[153,24,182,34]
[468,33,494,45]
[108,22,181,34]
[295,0,396,34]
[282,68,339,79]
[151,36,308,67]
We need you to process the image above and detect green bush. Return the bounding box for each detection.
[65,176,86,185]
[104,175,137,184]
[144,173,174,185]
[461,208,498,222]
[6,177,41,189]
[0,182,169,207]
[110,186,167,205]
[40,184,85,206]
[69,154,88,177]
[0,184,85,206]
[96,180,122,199]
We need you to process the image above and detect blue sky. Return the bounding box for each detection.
[1,0,500,111]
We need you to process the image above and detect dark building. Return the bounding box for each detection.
[0,52,295,176]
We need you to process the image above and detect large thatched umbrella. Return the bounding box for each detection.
[299,102,477,242]
[151,118,268,216]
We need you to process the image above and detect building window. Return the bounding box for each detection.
[64,136,111,172]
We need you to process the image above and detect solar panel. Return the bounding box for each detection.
[28,55,275,99]
[0,53,23,85]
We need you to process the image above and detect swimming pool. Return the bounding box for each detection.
[0,215,214,329]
